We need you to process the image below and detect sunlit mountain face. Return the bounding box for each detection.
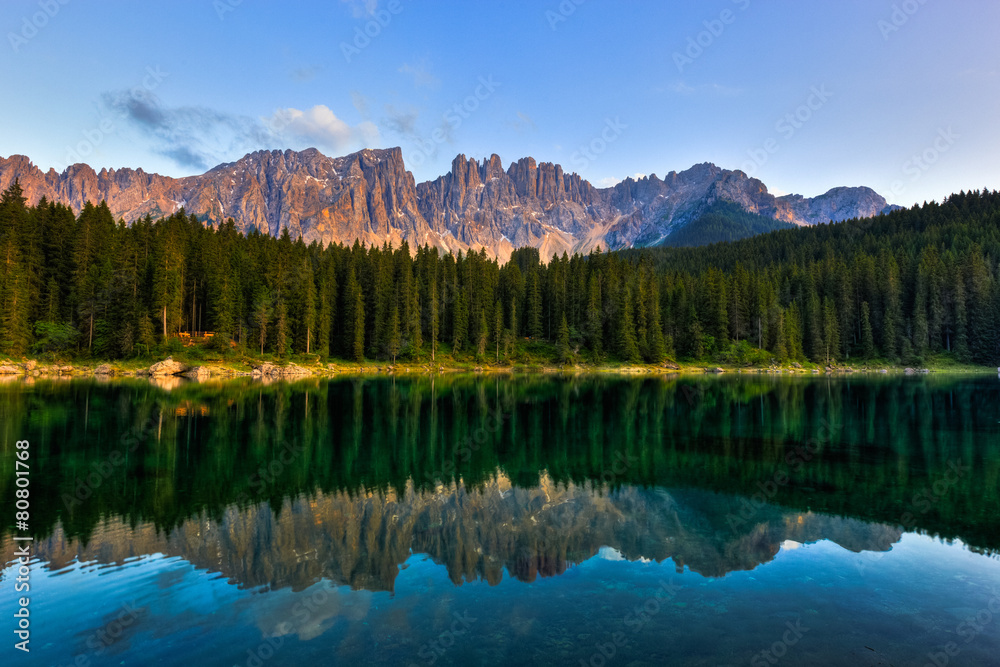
[0,150,897,261]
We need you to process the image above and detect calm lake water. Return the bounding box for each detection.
[2,374,999,666]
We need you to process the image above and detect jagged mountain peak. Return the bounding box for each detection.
[0,147,896,261]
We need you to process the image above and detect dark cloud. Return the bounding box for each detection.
[381,104,420,139]
[103,90,378,172]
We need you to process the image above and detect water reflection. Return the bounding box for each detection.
[4,375,999,552]
[5,476,904,592]
[1,375,999,666]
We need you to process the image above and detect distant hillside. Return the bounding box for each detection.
[659,201,797,248]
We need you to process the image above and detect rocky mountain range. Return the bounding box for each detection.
[0,148,899,261]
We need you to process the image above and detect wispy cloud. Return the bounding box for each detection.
[105,90,378,171]
[381,104,420,139]
[275,105,379,152]
[351,91,372,119]
[398,59,441,89]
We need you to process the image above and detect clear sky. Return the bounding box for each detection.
[1,0,997,205]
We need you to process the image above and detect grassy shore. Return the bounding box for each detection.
[1,342,995,380]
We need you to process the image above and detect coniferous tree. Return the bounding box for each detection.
[953,272,970,361]
[452,290,468,353]
[0,183,31,355]
[860,302,875,360]
[1,183,999,368]
[494,299,503,362]
[408,279,422,356]
[297,257,317,354]
[556,312,571,363]
[275,299,289,357]
[617,287,641,362]
[823,297,840,366]
[315,263,336,358]
[476,308,488,360]
[686,301,705,359]
[252,290,271,356]
[429,276,439,363]
[152,217,186,341]
[342,266,366,362]
[387,300,401,363]
[527,271,543,339]
[586,274,603,357]
[645,278,666,363]
[785,303,804,360]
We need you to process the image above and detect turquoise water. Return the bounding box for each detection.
[1,375,999,666]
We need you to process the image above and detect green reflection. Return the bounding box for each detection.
[0,374,997,554]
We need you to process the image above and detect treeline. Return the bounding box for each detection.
[0,181,998,365]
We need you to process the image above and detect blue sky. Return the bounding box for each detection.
[1,0,997,205]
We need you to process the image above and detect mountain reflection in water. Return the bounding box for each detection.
[9,477,903,592]
[1,374,999,667]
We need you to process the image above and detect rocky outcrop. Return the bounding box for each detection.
[251,362,312,379]
[778,186,901,224]
[0,149,898,262]
[182,366,212,380]
[94,364,113,376]
[148,357,189,377]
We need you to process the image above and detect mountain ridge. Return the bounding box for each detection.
[0,148,900,261]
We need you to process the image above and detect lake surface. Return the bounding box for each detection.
[2,374,999,666]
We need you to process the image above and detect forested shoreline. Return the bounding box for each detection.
[0,181,998,367]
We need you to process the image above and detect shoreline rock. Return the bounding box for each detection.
[149,357,190,377]
[251,362,313,379]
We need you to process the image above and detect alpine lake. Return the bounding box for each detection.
[1,373,999,666]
